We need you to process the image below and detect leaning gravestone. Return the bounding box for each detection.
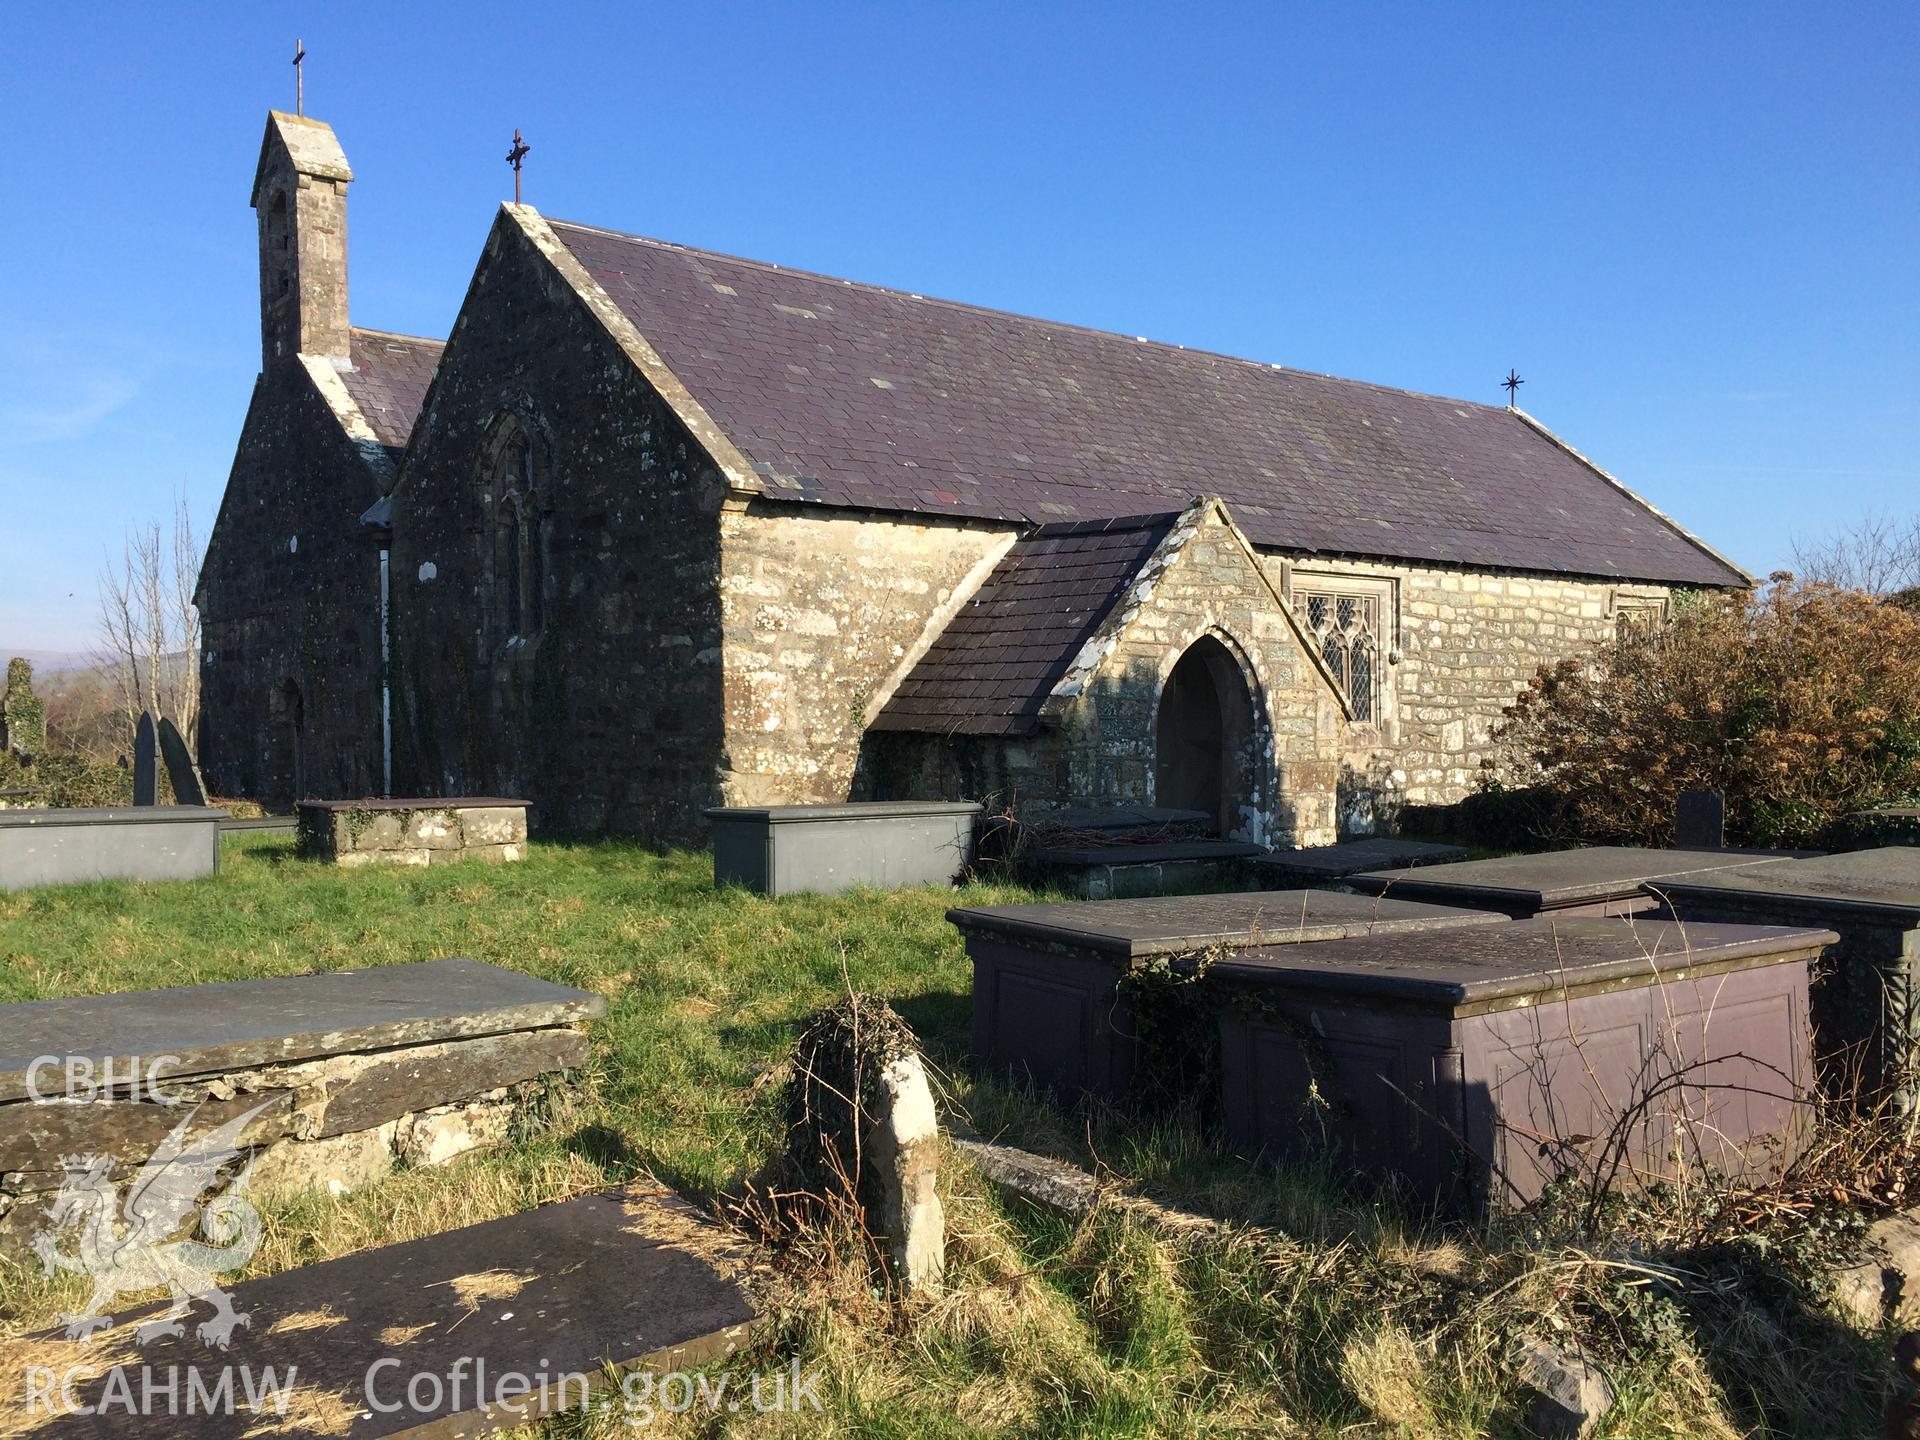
[131,709,158,806]
[156,715,208,807]
[1675,788,1727,849]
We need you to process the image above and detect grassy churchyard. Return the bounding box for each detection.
[0,834,1898,1438]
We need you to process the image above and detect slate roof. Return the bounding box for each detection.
[871,514,1175,737]
[546,220,1746,587]
[337,328,443,460]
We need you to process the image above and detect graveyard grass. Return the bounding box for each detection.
[0,836,1887,1438]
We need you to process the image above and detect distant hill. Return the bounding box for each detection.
[0,648,94,676]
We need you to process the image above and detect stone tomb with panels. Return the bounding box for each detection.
[949,890,1505,1098]
[0,958,601,1253]
[1345,845,1801,919]
[1657,848,1920,1105]
[1211,918,1826,1211]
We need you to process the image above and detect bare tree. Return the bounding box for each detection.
[1791,510,1920,594]
[95,497,201,752]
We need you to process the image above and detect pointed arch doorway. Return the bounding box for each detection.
[1154,635,1259,839]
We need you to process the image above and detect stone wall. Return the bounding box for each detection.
[388,212,732,840]
[197,366,387,807]
[718,504,1011,807]
[1259,553,1676,834]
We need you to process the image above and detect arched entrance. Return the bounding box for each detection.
[1154,635,1259,838]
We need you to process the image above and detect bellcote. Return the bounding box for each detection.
[252,112,353,367]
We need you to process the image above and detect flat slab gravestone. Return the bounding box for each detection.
[2,1184,758,1438]
[706,800,981,896]
[1657,847,1920,1105]
[297,798,530,867]
[0,960,604,1252]
[1210,917,1831,1211]
[1346,845,1802,918]
[0,804,224,892]
[1253,837,1469,889]
[950,890,1507,1098]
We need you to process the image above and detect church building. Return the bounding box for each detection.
[198,112,1749,846]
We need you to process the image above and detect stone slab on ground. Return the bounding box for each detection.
[0,1184,759,1439]
[1252,837,1469,887]
[1346,845,1804,917]
[0,958,602,1102]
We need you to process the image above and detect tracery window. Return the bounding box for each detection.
[1614,597,1667,643]
[487,420,547,645]
[1294,588,1385,723]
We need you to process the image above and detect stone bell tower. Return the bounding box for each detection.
[250,112,353,367]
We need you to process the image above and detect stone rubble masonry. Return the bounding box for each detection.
[295,799,529,866]
[197,362,389,808]
[0,1020,587,1254]
[1261,553,1676,831]
[718,504,1010,809]
[388,209,733,841]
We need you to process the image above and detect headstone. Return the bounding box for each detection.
[871,1052,945,1293]
[131,709,158,806]
[156,715,209,807]
[1675,788,1726,849]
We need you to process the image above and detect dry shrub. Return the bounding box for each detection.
[1496,577,1920,848]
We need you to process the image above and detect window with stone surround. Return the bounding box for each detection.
[483,417,549,647]
[1612,591,1670,643]
[1290,576,1393,725]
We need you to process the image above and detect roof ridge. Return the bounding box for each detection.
[543,217,1516,415]
[349,325,446,347]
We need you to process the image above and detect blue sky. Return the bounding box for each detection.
[2,2,1914,652]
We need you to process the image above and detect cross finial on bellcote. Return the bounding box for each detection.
[293,38,306,116]
[506,129,531,204]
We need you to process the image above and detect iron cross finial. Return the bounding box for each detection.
[293,38,306,116]
[506,129,531,204]
[1503,368,1524,408]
